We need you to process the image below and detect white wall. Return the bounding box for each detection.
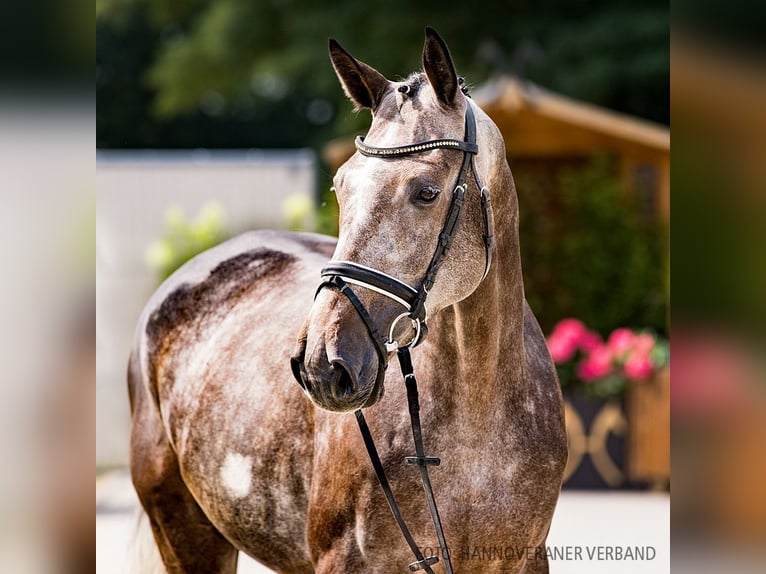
[96,149,316,466]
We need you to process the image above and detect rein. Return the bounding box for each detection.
[316,101,495,573]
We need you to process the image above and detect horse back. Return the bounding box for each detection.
[130,230,334,409]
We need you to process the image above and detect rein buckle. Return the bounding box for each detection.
[405,456,441,466]
[386,313,422,353]
[408,555,440,572]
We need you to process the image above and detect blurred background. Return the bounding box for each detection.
[672,2,766,573]
[1,1,92,572]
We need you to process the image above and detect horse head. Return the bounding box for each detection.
[292,28,508,412]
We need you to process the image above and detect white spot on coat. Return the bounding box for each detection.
[220,453,252,498]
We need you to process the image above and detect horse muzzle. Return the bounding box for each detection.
[290,321,384,413]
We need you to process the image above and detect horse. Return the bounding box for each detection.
[129,28,567,574]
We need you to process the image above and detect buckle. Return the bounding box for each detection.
[385,313,422,352]
[408,555,439,571]
[405,456,441,466]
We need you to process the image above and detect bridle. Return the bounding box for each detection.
[313,99,495,573]
[319,102,495,363]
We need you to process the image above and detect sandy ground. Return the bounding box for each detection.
[97,470,669,573]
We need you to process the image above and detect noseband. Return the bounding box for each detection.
[313,101,495,574]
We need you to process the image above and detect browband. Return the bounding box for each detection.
[355,136,478,158]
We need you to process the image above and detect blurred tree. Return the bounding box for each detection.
[2,0,91,86]
[97,0,668,149]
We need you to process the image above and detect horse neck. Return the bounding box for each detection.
[427,162,526,420]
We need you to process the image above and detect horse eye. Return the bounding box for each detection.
[416,186,440,203]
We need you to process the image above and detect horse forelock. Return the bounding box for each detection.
[367,72,467,145]
[366,73,506,184]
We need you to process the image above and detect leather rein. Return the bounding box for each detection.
[315,101,495,573]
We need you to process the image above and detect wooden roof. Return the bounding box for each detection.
[473,76,669,159]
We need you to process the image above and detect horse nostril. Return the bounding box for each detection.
[290,356,307,389]
[330,361,356,398]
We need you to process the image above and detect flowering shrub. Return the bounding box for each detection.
[546,318,669,398]
[516,157,667,338]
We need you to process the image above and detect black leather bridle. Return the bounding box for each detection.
[314,101,495,573]
[319,103,495,362]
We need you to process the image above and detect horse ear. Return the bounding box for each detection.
[422,27,459,107]
[328,38,390,112]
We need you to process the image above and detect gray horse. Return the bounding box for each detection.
[129,28,566,574]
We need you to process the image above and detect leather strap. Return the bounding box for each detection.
[409,183,466,322]
[355,410,440,573]
[352,348,453,573]
[316,276,389,366]
[356,135,478,158]
[321,261,421,319]
[409,104,477,322]
[480,187,495,281]
[398,347,454,574]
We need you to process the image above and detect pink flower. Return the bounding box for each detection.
[547,318,587,363]
[579,330,603,353]
[624,355,654,381]
[547,332,578,363]
[607,328,635,357]
[631,332,656,357]
[576,345,613,382]
[554,319,587,342]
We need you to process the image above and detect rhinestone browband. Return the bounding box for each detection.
[354,136,478,158]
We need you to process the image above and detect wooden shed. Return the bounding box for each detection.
[323,76,670,220]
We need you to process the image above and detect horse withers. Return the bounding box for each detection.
[129,28,567,574]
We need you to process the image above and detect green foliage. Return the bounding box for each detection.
[281,193,316,232]
[280,186,339,237]
[517,156,667,337]
[672,127,766,339]
[586,374,628,400]
[97,0,668,149]
[315,187,340,237]
[145,203,229,282]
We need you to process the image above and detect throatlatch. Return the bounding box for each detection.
[315,100,494,574]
